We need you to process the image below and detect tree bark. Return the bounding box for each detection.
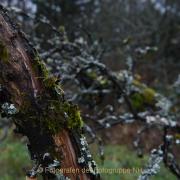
[0,5,101,180]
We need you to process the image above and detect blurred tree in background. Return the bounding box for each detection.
[3,0,180,92]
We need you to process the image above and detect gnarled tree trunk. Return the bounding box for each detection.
[0,5,101,180]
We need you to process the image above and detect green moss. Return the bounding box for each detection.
[21,101,34,115]
[58,25,65,32]
[0,22,3,26]
[142,88,156,104]
[130,93,144,111]
[46,116,63,133]
[15,75,82,134]
[33,64,39,75]
[21,92,28,97]
[100,79,108,85]
[132,80,156,107]
[18,96,36,122]
[42,77,56,89]
[174,133,180,140]
[41,100,82,133]
[38,104,81,134]
[33,54,49,77]
[132,79,141,87]
[63,101,83,129]
[34,56,39,61]
[0,36,11,64]
[42,77,64,100]
[36,77,82,133]
[88,72,98,79]
[64,36,68,41]
[132,80,147,89]
[11,95,15,103]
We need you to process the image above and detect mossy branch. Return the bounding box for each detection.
[0,5,101,180]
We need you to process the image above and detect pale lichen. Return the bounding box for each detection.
[1,102,17,115]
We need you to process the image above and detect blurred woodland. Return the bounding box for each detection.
[0,0,180,180]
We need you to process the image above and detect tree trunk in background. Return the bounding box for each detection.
[0,5,101,180]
